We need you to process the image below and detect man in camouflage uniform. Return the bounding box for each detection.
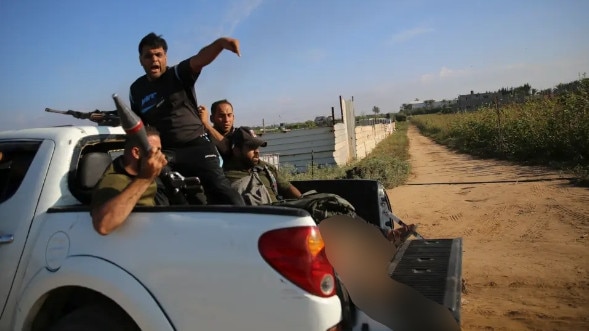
[223,127,301,205]
[222,127,416,244]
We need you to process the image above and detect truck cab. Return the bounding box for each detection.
[0,125,462,331]
[0,125,343,331]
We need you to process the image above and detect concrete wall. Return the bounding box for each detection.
[256,96,393,171]
[354,123,390,159]
[258,121,392,171]
[332,123,349,166]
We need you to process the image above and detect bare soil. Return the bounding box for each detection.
[387,125,589,331]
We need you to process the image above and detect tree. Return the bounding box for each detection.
[400,103,413,113]
[372,106,381,115]
[424,99,435,109]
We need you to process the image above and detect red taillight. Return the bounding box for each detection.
[258,226,336,297]
[326,322,344,331]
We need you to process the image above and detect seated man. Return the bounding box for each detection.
[223,127,301,205]
[223,127,414,243]
[91,126,168,235]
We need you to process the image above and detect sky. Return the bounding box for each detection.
[0,0,588,130]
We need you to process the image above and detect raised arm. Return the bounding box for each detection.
[189,37,241,75]
[197,105,231,155]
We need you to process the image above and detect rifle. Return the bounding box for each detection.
[158,166,203,205]
[383,208,425,240]
[379,195,425,239]
[45,108,121,127]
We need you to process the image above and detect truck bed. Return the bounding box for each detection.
[292,179,385,228]
[292,179,463,323]
[389,238,463,323]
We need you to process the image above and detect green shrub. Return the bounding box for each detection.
[343,156,410,188]
[395,113,407,122]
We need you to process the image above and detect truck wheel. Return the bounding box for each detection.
[48,304,139,331]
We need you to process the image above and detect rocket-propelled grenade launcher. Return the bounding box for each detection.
[112,93,151,155]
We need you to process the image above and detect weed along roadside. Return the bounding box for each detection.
[409,77,589,184]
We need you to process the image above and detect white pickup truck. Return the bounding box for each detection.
[0,124,462,331]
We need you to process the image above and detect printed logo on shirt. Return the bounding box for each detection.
[140,92,158,114]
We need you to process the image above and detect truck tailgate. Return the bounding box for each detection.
[389,238,463,323]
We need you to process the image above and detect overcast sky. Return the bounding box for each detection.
[0,0,587,130]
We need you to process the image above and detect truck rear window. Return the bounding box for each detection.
[0,142,41,203]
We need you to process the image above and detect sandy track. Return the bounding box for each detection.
[387,125,589,331]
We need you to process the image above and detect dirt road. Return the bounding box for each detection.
[387,126,589,331]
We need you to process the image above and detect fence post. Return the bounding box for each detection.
[331,106,335,128]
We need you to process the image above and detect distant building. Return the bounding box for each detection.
[456,90,527,111]
[456,91,495,111]
[402,85,531,113]
[401,99,456,112]
[408,101,426,110]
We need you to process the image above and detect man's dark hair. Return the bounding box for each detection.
[145,125,160,137]
[124,125,160,151]
[138,33,168,54]
[210,99,233,116]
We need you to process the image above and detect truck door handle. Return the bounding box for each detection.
[0,234,14,244]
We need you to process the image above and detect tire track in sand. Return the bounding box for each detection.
[387,125,589,331]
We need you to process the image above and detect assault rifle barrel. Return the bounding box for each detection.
[45,107,120,126]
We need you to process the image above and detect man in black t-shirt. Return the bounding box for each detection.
[129,32,245,206]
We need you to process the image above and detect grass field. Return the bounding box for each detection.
[410,78,589,183]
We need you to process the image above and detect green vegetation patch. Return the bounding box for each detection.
[411,78,589,183]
